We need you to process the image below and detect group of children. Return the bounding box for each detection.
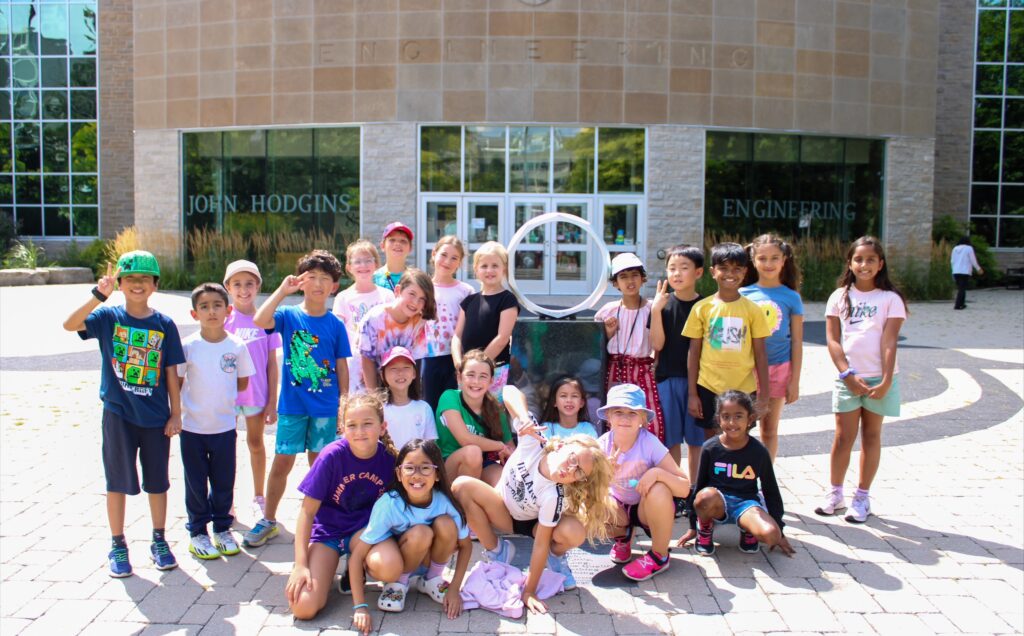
[65,223,907,631]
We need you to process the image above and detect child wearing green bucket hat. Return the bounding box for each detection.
[63,250,186,578]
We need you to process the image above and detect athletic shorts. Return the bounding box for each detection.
[511,517,538,538]
[235,405,264,417]
[765,362,792,400]
[101,409,170,495]
[275,414,338,455]
[714,491,765,526]
[832,375,901,418]
[614,497,651,537]
[658,377,703,447]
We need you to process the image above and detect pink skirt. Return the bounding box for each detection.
[605,354,665,443]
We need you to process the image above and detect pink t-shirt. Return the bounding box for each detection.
[224,310,282,408]
[599,428,668,505]
[825,287,907,378]
[333,285,394,392]
[594,300,653,357]
[426,280,474,357]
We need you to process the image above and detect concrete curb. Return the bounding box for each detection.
[0,267,94,286]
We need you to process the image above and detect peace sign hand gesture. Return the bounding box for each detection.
[652,279,671,313]
[97,263,120,298]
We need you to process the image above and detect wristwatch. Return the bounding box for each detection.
[838,368,857,380]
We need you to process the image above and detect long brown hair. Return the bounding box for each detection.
[742,233,802,291]
[540,376,592,426]
[397,268,437,321]
[386,439,467,523]
[458,349,504,441]
[836,236,908,319]
[338,390,398,457]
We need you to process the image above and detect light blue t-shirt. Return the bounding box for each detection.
[739,284,804,366]
[359,490,469,545]
[544,421,599,440]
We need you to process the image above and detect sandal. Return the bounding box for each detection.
[412,574,449,604]
[377,582,407,612]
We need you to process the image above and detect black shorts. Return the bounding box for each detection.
[102,409,170,495]
[510,517,538,538]
[695,385,757,430]
[615,499,651,538]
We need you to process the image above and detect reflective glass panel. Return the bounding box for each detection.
[554,202,587,245]
[14,122,39,171]
[0,5,9,57]
[999,217,1024,246]
[464,126,505,193]
[976,97,1003,128]
[69,57,94,87]
[553,127,594,193]
[598,128,644,192]
[0,58,9,87]
[0,90,7,119]
[0,123,10,171]
[467,201,499,243]
[0,177,11,204]
[42,89,66,119]
[72,173,96,204]
[1010,10,1024,62]
[44,206,70,235]
[42,122,68,173]
[13,90,37,118]
[41,58,66,87]
[72,205,96,236]
[972,185,999,215]
[976,64,1004,95]
[70,122,96,171]
[1002,131,1024,182]
[70,89,94,119]
[1006,98,1024,128]
[1003,185,1024,215]
[68,4,96,56]
[18,206,40,235]
[420,126,461,192]
[977,10,1007,62]
[972,131,1001,182]
[603,204,638,246]
[43,173,68,204]
[9,4,38,57]
[40,4,68,56]
[16,174,40,203]
[971,216,997,245]
[1009,66,1024,96]
[509,127,549,193]
[10,57,36,88]
[424,200,457,243]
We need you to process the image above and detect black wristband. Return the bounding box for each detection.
[91,286,109,302]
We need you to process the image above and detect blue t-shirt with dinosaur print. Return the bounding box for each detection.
[272,305,351,418]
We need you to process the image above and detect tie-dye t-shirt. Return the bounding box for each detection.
[599,428,669,505]
[80,305,185,428]
[425,280,474,358]
[358,304,428,365]
[333,285,394,392]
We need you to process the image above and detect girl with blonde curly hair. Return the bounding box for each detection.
[452,386,614,615]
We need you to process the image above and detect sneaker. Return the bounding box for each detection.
[213,530,241,556]
[609,538,632,564]
[252,495,266,518]
[622,551,669,581]
[189,534,220,560]
[738,530,760,554]
[150,540,178,570]
[845,492,871,524]
[482,538,515,565]
[814,489,846,516]
[337,570,352,595]
[108,546,133,578]
[243,519,279,547]
[546,552,577,590]
[695,519,715,556]
[674,497,688,519]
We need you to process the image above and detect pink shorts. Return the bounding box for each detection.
[765,361,792,399]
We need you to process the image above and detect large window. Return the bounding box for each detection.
[1,1,99,238]
[182,127,360,246]
[705,132,885,241]
[971,1,1024,248]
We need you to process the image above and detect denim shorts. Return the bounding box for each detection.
[714,491,765,526]
[832,375,901,418]
[314,533,355,556]
[275,414,338,455]
[658,377,703,447]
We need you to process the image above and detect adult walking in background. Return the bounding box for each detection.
[951,237,983,310]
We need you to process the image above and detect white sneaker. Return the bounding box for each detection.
[814,489,846,516]
[213,530,240,556]
[845,493,871,523]
[189,534,219,560]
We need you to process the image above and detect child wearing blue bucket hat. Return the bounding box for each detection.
[597,384,690,582]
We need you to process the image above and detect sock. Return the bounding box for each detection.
[111,534,127,549]
[830,484,844,494]
[152,528,165,543]
[426,560,446,579]
[855,488,869,498]
[398,572,410,586]
[697,517,713,532]
[650,550,668,564]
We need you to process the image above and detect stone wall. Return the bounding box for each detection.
[360,123,418,250]
[932,0,975,225]
[133,130,182,263]
[645,125,705,277]
[99,0,135,238]
[884,137,936,260]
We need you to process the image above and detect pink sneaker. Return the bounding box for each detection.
[610,538,631,564]
[622,551,669,581]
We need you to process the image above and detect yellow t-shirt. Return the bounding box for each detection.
[681,295,770,395]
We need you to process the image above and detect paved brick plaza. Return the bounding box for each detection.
[1,285,1021,635]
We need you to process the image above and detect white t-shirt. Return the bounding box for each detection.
[825,287,907,378]
[425,280,474,357]
[500,418,564,527]
[333,285,394,393]
[177,332,256,434]
[383,400,438,451]
[950,244,981,276]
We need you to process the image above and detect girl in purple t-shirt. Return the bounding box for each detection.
[599,384,690,583]
[285,392,397,621]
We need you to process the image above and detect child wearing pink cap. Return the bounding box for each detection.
[380,346,437,450]
[374,222,413,292]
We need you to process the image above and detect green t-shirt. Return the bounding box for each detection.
[435,389,512,458]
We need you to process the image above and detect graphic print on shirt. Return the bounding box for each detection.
[509,460,564,524]
[111,322,162,395]
[713,462,756,480]
[708,316,746,351]
[848,300,879,325]
[329,470,387,508]
[754,299,783,336]
[287,330,334,393]
[220,353,238,373]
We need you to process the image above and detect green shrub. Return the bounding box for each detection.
[932,215,1001,287]
[56,239,110,276]
[0,212,18,255]
[3,240,45,269]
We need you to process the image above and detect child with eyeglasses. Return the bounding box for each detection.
[333,239,394,394]
[347,439,473,634]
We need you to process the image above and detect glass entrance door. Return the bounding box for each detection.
[510,200,549,295]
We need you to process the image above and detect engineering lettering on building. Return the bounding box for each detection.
[722,199,856,222]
